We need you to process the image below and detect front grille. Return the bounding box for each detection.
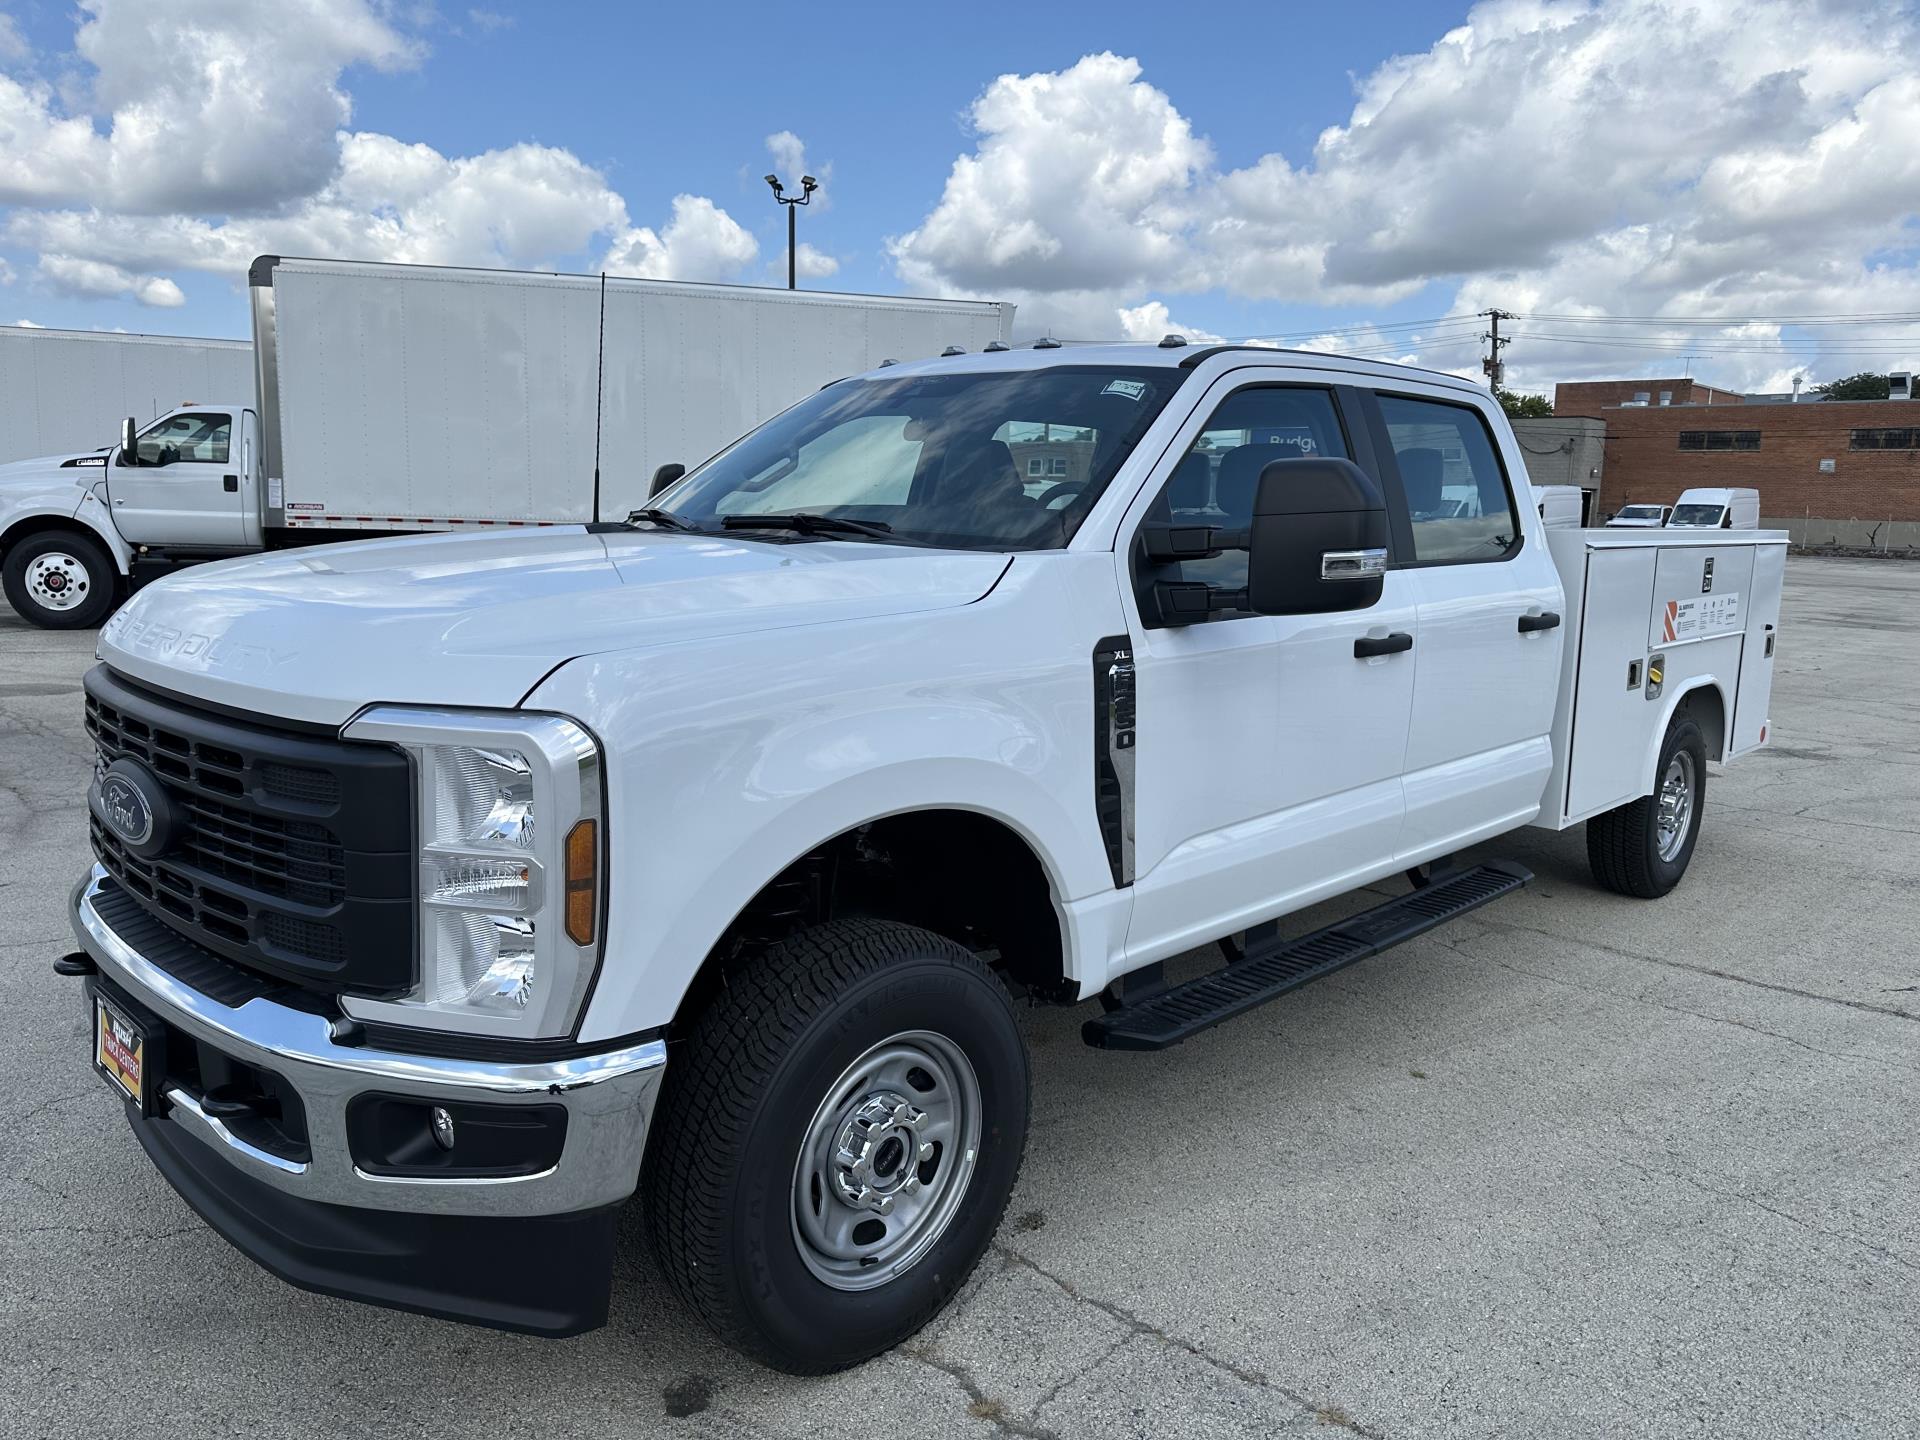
[84,665,415,996]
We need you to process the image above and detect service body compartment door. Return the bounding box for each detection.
[1730,542,1784,755]
[1562,545,1660,820]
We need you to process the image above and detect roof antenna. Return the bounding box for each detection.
[1033,336,1062,350]
[1157,333,1188,348]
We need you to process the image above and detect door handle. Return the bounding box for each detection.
[1354,632,1413,659]
[223,474,239,493]
[1518,611,1561,633]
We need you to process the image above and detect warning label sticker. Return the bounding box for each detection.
[1653,591,1742,647]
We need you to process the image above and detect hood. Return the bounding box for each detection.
[0,449,104,486]
[100,527,1012,726]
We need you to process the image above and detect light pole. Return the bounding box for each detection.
[764,172,818,290]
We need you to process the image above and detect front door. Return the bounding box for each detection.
[1368,391,1564,858]
[108,410,248,547]
[1118,372,1418,968]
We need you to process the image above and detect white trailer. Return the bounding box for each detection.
[0,256,1014,627]
[253,255,1016,531]
[0,326,253,465]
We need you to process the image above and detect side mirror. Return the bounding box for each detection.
[649,462,685,498]
[1247,458,1389,615]
[119,417,138,465]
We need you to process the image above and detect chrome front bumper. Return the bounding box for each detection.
[70,865,666,1217]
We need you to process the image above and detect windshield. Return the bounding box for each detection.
[1617,505,1664,520]
[1669,504,1725,526]
[660,366,1185,550]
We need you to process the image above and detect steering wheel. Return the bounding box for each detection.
[1034,481,1086,511]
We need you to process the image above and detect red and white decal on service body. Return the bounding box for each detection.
[1654,592,1742,646]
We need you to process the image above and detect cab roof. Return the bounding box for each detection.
[861,340,1488,398]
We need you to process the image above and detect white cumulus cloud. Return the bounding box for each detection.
[604,195,759,283]
[894,7,1920,389]
[38,254,185,307]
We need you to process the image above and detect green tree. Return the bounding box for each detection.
[1495,387,1554,418]
[1813,372,1890,401]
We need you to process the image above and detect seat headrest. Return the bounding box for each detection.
[1398,447,1445,513]
[1217,440,1308,516]
[1168,452,1211,511]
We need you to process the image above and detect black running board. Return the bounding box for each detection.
[1082,860,1532,1051]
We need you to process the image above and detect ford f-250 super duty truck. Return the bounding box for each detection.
[58,340,1784,1374]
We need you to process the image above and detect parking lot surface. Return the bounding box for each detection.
[2,555,1916,1439]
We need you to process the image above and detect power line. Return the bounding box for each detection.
[1514,310,1920,326]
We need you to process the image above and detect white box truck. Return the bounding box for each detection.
[0,325,254,466]
[59,339,1785,1372]
[0,256,1014,627]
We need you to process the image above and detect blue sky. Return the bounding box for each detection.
[2,1,1917,391]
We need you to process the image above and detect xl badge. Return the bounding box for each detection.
[92,758,173,858]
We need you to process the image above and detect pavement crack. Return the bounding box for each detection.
[899,1343,1063,1440]
[993,1243,1385,1438]
[1476,914,1920,1025]
[1475,952,1920,1074]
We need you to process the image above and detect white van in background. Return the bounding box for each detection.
[1607,503,1672,528]
[1669,488,1760,530]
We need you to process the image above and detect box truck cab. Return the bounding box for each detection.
[1668,488,1759,530]
[0,403,259,626]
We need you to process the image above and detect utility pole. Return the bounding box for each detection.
[1479,308,1513,389]
[764,173,819,290]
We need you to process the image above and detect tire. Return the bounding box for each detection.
[644,918,1030,1373]
[1587,712,1707,898]
[3,530,118,629]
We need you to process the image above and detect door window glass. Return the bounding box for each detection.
[129,413,231,467]
[1138,386,1349,621]
[1377,396,1518,562]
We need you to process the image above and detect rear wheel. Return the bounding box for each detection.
[1587,712,1707,898]
[644,918,1030,1373]
[3,530,118,629]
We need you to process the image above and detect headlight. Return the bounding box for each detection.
[339,707,603,1041]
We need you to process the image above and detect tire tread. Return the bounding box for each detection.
[643,918,1026,1372]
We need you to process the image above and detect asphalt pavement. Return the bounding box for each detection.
[2,556,1916,1439]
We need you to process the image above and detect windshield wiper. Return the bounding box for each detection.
[623,507,707,533]
[721,513,915,544]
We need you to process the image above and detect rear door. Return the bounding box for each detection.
[1367,390,1565,858]
[109,410,249,547]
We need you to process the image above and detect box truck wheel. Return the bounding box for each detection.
[644,918,1030,1373]
[1586,712,1707,898]
[3,530,118,629]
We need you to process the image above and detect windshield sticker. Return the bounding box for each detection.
[1102,379,1148,400]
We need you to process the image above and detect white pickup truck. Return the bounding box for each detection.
[60,341,1784,1374]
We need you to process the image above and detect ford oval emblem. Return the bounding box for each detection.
[92,758,174,858]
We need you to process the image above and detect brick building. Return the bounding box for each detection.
[1553,376,1745,412]
[1551,380,1920,546]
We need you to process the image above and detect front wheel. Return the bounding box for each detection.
[1587,712,1707,898]
[3,530,118,629]
[644,919,1030,1373]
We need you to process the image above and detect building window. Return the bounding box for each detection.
[1677,430,1761,451]
[1850,428,1918,450]
[1049,456,1068,476]
[1026,457,1047,477]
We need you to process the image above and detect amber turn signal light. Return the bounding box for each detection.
[564,819,597,946]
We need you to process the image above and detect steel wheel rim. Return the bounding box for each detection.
[791,1029,982,1292]
[24,551,89,611]
[1656,750,1695,862]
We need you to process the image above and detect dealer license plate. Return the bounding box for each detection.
[93,990,154,1111]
